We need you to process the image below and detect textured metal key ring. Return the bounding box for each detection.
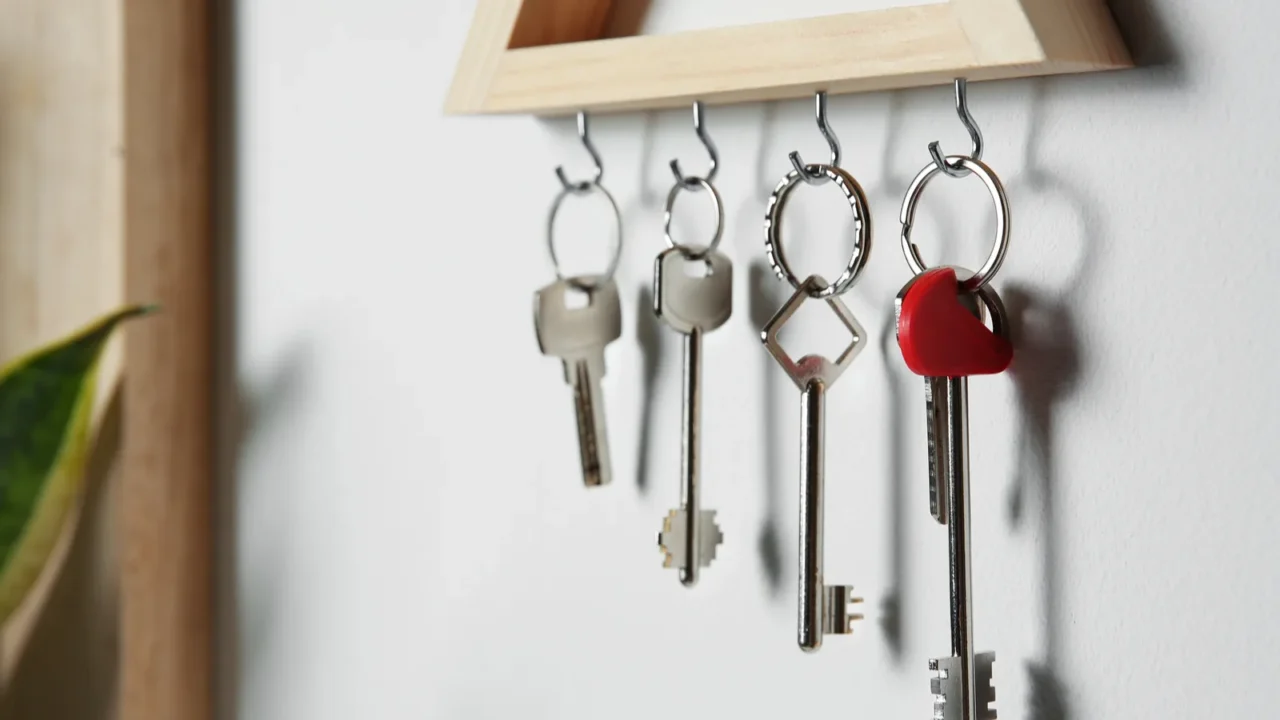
[899,155,1010,292]
[765,163,872,299]
[546,179,623,289]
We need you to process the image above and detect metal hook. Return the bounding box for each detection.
[789,91,842,186]
[669,101,719,185]
[554,111,604,192]
[928,78,984,179]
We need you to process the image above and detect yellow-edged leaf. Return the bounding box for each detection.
[0,305,155,626]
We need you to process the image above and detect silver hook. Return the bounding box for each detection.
[928,78,984,179]
[554,111,604,192]
[789,91,842,186]
[669,101,719,185]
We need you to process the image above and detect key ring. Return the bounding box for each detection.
[664,101,725,260]
[899,155,1009,292]
[663,176,724,260]
[765,163,872,299]
[546,179,623,290]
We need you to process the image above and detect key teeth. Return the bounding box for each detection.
[657,510,723,570]
[657,509,682,569]
[699,510,723,567]
[822,585,864,635]
[929,654,997,720]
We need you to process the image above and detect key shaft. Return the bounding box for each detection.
[679,327,704,585]
[798,378,827,651]
[566,354,612,487]
[945,376,977,720]
[926,375,951,524]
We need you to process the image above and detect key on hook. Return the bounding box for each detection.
[762,275,866,651]
[534,278,622,486]
[896,267,1012,720]
[654,248,732,584]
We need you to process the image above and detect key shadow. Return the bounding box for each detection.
[633,283,663,494]
[750,260,789,599]
[744,102,789,600]
[877,311,909,661]
[1004,283,1080,720]
[1001,64,1123,718]
[628,110,665,495]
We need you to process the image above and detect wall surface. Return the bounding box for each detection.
[227,1,1279,719]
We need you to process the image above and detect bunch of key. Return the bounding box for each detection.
[896,266,1012,720]
[534,276,622,487]
[653,246,731,585]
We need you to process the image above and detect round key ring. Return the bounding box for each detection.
[663,176,725,261]
[765,163,872,299]
[545,179,623,290]
[899,155,1010,293]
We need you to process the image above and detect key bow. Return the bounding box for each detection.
[896,268,1012,377]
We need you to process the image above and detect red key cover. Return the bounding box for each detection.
[897,268,1013,377]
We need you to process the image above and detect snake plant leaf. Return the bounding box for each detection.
[0,304,155,627]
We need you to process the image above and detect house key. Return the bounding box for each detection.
[654,246,732,585]
[897,134,1014,717]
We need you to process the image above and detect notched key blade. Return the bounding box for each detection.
[821,585,865,635]
[657,509,722,570]
[929,653,997,720]
[658,509,688,569]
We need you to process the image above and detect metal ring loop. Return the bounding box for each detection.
[765,163,872,298]
[546,179,623,289]
[899,155,1010,292]
[664,176,724,259]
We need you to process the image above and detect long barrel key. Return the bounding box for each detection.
[654,247,732,585]
[534,276,623,487]
[762,274,866,652]
[896,266,1012,720]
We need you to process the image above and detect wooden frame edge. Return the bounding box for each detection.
[443,0,1132,116]
[120,1,214,719]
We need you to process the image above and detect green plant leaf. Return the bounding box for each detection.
[0,304,155,626]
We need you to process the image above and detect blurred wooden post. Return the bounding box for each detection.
[121,2,214,719]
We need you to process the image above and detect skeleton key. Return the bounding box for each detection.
[896,266,1012,720]
[534,276,622,487]
[654,247,732,585]
[762,275,867,651]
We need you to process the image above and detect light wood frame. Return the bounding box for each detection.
[0,2,212,719]
[445,0,1132,116]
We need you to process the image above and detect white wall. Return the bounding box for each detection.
[227,1,1280,719]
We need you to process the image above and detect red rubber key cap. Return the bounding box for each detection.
[896,267,1012,377]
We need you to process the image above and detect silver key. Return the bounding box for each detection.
[534,276,622,487]
[895,269,988,525]
[762,274,866,651]
[654,247,732,585]
[898,272,1009,720]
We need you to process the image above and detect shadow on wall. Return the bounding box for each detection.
[1001,0,1182,714]
[0,388,123,720]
